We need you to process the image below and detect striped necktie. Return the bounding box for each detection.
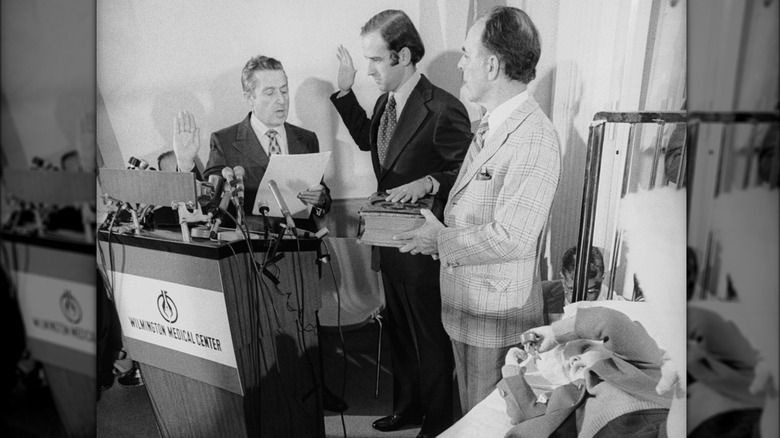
[377,94,397,167]
[266,129,281,155]
[474,114,490,153]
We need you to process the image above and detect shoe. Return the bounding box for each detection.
[416,434,432,438]
[372,414,423,432]
[117,363,144,387]
[322,387,348,413]
[98,373,114,391]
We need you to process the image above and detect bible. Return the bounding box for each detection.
[357,191,438,247]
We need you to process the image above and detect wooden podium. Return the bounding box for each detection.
[2,231,96,438]
[97,229,325,438]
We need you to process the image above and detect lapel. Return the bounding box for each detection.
[450,97,540,198]
[377,75,432,184]
[231,113,269,170]
[285,123,308,155]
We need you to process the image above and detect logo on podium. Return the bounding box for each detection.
[157,290,179,323]
[60,290,83,324]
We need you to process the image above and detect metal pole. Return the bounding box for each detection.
[573,120,606,303]
[649,120,666,189]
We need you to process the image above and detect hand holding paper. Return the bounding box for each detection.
[297,184,328,208]
[253,152,331,218]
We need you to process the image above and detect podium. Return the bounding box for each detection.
[2,231,96,438]
[97,228,325,438]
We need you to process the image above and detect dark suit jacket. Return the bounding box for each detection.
[202,112,331,231]
[331,75,472,281]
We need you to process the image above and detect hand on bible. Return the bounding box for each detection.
[385,177,431,203]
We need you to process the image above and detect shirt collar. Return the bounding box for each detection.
[250,112,287,154]
[389,70,421,121]
[486,90,529,136]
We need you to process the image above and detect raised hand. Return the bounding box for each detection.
[336,45,357,93]
[173,110,201,171]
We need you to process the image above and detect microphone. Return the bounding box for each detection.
[127,157,150,170]
[256,199,271,239]
[221,166,235,183]
[31,157,59,171]
[209,180,233,240]
[268,179,297,235]
[202,176,226,217]
[233,166,245,208]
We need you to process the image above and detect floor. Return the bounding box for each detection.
[0,361,65,438]
[95,320,447,438]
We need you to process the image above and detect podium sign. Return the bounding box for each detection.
[98,230,325,437]
[16,272,96,357]
[112,272,238,369]
[2,233,96,438]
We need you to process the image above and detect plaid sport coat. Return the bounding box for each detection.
[438,96,561,348]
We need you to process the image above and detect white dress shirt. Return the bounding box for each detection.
[484,90,529,141]
[250,112,288,155]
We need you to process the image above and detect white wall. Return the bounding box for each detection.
[1,0,95,167]
[97,0,474,200]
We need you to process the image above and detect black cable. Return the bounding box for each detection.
[290,235,323,438]
[321,239,348,438]
[223,210,297,432]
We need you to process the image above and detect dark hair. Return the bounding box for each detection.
[241,55,285,95]
[157,150,177,170]
[481,6,540,83]
[561,246,604,280]
[361,10,425,66]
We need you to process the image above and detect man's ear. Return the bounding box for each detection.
[398,47,412,66]
[486,55,500,81]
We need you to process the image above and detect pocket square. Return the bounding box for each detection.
[476,166,492,180]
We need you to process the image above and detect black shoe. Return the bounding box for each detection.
[117,363,144,387]
[98,373,114,391]
[372,414,423,432]
[322,388,348,413]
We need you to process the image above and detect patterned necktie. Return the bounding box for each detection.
[377,94,397,167]
[266,129,281,155]
[474,114,490,153]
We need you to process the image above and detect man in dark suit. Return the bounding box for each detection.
[172,56,346,413]
[330,10,472,437]
[174,56,331,232]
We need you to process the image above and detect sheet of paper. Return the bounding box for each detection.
[252,151,331,218]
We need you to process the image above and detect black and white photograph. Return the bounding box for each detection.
[1,1,777,437]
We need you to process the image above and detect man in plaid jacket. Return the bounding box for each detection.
[396,6,561,415]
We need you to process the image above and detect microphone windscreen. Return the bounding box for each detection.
[233,166,245,180]
[221,167,235,181]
